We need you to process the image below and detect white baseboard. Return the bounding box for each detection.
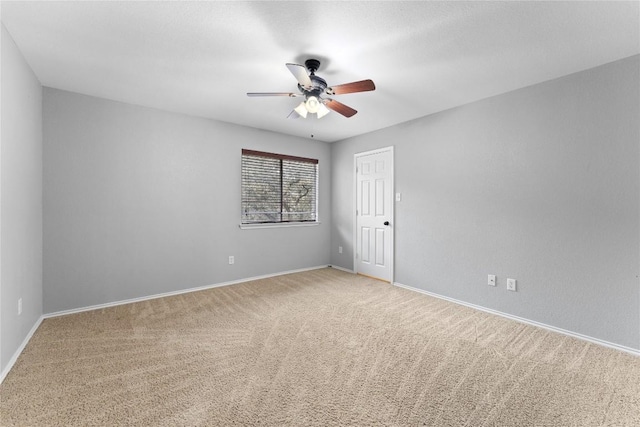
[328,265,355,274]
[1,316,44,384]
[44,265,331,319]
[394,282,640,357]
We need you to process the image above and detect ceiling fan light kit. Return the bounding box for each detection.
[247,59,375,119]
[305,96,320,113]
[294,102,308,118]
[316,103,330,118]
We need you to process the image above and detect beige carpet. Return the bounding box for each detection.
[1,268,639,426]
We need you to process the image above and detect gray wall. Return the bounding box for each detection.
[1,24,43,373]
[331,55,640,350]
[43,88,331,313]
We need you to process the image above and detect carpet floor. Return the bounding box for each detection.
[1,267,639,426]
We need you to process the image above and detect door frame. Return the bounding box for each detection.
[353,146,395,283]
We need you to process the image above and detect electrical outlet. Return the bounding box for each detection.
[228,256,235,265]
[395,193,402,202]
[507,278,517,291]
[18,298,22,315]
[488,275,496,286]
[338,246,343,254]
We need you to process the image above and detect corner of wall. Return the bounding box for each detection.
[0,22,44,377]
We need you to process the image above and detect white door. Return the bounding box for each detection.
[355,148,393,282]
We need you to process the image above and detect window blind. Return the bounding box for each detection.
[241,149,318,224]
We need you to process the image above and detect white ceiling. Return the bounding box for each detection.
[2,1,639,143]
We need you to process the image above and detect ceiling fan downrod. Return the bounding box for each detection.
[304,59,321,75]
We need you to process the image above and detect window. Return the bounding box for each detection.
[241,149,318,225]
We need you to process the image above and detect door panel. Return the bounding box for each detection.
[375,228,385,266]
[375,179,385,215]
[361,181,370,215]
[361,227,370,263]
[355,148,393,282]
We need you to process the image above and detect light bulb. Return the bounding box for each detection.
[305,96,320,113]
[294,101,308,118]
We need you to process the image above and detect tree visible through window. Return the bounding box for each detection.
[241,149,318,224]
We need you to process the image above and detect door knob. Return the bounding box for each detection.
[384,221,390,226]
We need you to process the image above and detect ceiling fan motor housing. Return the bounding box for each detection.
[299,58,326,99]
[298,74,327,98]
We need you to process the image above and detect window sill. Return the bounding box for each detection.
[239,222,321,230]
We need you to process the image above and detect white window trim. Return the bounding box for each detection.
[239,221,321,230]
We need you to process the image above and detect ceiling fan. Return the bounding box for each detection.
[247,59,375,119]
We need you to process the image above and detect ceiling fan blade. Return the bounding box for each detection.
[324,99,357,118]
[326,79,376,95]
[247,92,300,97]
[286,63,312,89]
